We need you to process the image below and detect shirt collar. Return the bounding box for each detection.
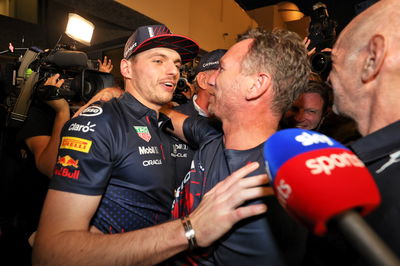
[192,94,208,117]
[120,92,172,129]
[349,120,400,164]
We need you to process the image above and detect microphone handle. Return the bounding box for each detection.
[335,210,400,266]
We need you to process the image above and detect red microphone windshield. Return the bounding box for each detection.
[274,147,381,235]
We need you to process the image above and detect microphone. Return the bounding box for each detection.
[264,128,400,266]
[45,50,88,68]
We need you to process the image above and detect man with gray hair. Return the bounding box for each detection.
[166,28,310,265]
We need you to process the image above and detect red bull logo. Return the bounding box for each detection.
[54,167,80,180]
[57,155,79,168]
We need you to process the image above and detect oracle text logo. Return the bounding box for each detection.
[142,159,162,166]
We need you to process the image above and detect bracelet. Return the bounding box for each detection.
[181,216,198,250]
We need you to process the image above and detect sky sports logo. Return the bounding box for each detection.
[305,152,365,175]
[295,132,334,147]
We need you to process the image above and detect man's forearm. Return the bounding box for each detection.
[33,163,270,265]
[37,109,70,177]
[32,219,188,265]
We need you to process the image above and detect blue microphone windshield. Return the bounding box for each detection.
[264,129,346,182]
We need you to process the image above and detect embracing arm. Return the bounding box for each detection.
[33,162,270,265]
[160,105,189,142]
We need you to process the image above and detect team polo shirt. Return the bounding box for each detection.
[169,116,309,266]
[50,92,177,233]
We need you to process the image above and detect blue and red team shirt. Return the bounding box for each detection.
[170,116,308,266]
[50,92,179,233]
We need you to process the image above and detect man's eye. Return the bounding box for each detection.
[153,60,162,63]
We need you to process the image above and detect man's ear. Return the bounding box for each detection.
[246,73,271,100]
[196,72,207,90]
[361,34,385,82]
[120,59,132,79]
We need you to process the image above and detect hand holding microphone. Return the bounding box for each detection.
[263,129,400,266]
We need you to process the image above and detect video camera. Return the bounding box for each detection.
[172,63,196,105]
[6,44,114,125]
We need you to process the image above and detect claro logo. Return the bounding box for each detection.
[305,152,365,175]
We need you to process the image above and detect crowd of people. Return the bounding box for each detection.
[1,0,399,265]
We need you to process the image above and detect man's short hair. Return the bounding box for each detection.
[238,28,310,115]
[304,80,332,115]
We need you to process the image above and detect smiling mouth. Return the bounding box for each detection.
[163,82,175,88]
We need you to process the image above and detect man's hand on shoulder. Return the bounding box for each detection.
[73,86,124,118]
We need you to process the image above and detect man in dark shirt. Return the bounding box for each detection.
[172,49,225,181]
[304,0,400,265]
[33,24,272,265]
[166,28,310,265]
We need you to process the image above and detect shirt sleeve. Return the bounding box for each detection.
[183,116,221,147]
[49,103,116,196]
[17,104,55,143]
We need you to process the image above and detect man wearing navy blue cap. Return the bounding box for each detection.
[172,49,226,180]
[175,49,227,117]
[32,24,271,265]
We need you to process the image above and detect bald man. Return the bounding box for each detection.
[305,1,400,265]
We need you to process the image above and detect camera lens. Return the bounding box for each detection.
[176,78,188,92]
[310,52,332,74]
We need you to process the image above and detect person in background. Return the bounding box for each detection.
[171,49,226,181]
[281,80,331,131]
[174,49,226,117]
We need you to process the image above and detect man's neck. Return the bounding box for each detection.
[194,93,209,116]
[126,89,161,118]
[222,114,279,150]
[356,83,400,136]
[193,95,208,117]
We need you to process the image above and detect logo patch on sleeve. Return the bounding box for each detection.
[79,106,103,117]
[60,137,92,153]
[134,126,152,142]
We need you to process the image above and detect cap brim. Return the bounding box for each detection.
[130,34,199,63]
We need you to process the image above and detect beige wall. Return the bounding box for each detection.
[246,3,310,39]
[115,0,257,51]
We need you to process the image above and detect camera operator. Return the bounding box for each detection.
[2,56,122,263]
[306,2,337,81]
[17,56,118,178]
[18,74,69,177]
